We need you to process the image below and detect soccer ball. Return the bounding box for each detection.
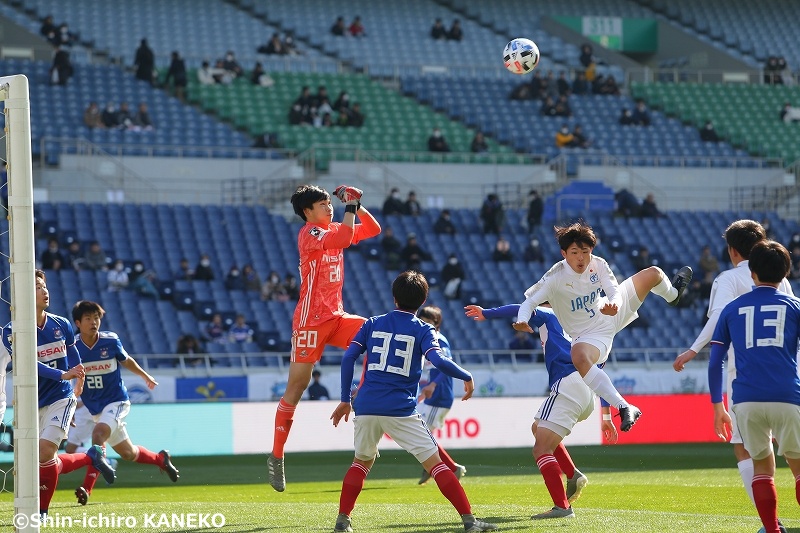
[503,38,540,75]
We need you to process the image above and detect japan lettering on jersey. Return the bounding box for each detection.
[712,286,800,405]
[523,256,620,339]
[293,222,369,329]
[76,331,129,415]
[2,313,76,408]
[352,310,441,417]
[423,332,455,408]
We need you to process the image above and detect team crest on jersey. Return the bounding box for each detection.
[309,227,322,237]
[52,328,63,339]
[590,273,599,283]
[100,348,109,358]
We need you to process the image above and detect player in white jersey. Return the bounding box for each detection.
[514,221,692,432]
[674,219,793,512]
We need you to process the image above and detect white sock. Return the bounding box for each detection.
[650,270,678,302]
[737,458,756,507]
[582,365,627,409]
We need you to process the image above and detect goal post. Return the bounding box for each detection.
[1,74,40,531]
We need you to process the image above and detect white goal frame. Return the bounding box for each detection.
[1,74,39,532]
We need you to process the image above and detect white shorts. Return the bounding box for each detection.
[726,370,744,445]
[417,403,451,431]
[731,402,800,460]
[573,277,641,364]
[39,396,77,445]
[353,413,438,463]
[66,404,94,447]
[535,371,596,438]
[92,400,131,447]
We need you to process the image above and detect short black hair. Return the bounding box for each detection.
[393,270,428,312]
[417,305,442,330]
[72,300,106,323]
[724,219,766,259]
[748,240,790,283]
[290,184,329,221]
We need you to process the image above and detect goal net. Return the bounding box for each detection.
[1,74,40,532]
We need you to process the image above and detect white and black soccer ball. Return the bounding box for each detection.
[503,38,540,75]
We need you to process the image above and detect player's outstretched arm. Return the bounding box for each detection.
[601,407,618,443]
[121,357,159,389]
[330,402,352,426]
[708,342,731,441]
[353,205,381,241]
[426,348,473,400]
[461,379,474,401]
[675,308,722,371]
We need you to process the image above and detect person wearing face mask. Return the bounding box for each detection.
[428,127,451,152]
[261,271,289,302]
[221,50,243,78]
[699,120,719,143]
[382,187,406,216]
[241,264,261,292]
[524,237,545,263]
[128,260,159,299]
[441,253,465,299]
[101,102,119,128]
[433,209,456,235]
[107,260,129,292]
[555,124,574,148]
[225,264,246,291]
[41,237,66,271]
[194,253,215,281]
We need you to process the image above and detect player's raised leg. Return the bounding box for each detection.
[630,265,693,307]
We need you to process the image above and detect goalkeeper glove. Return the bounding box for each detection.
[333,185,363,207]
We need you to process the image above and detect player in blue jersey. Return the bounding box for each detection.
[466,302,617,520]
[330,271,497,533]
[1,270,115,517]
[709,241,800,533]
[71,300,179,505]
[415,305,467,485]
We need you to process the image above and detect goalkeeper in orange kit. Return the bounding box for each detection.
[268,184,381,492]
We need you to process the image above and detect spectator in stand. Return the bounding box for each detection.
[66,241,85,271]
[197,61,218,85]
[571,124,590,148]
[509,79,532,101]
[229,314,254,345]
[470,131,488,153]
[221,50,244,79]
[433,209,457,235]
[282,273,300,300]
[333,91,351,114]
[556,71,571,97]
[134,102,154,130]
[163,51,188,102]
[345,103,365,127]
[175,258,194,281]
[431,18,447,40]
[780,102,800,123]
[699,120,719,143]
[176,334,204,367]
[382,188,406,217]
[526,189,544,234]
[283,33,299,55]
[698,244,719,297]
[261,271,288,302]
[242,264,261,292]
[381,226,403,270]
[250,62,275,87]
[600,75,621,96]
[447,19,463,41]
[555,124,574,148]
[288,103,305,126]
[107,260,129,292]
[761,217,775,240]
[400,233,432,272]
[480,193,505,235]
[632,246,654,272]
[40,237,65,270]
[572,71,589,95]
[540,96,557,117]
[404,191,422,217]
[764,55,787,85]
[50,44,73,86]
[40,15,58,45]
[194,253,215,281]
[83,241,108,271]
[786,232,800,253]
[428,127,451,152]
[128,260,159,299]
[308,369,330,400]
[133,39,155,85]
[204,313,227,344]
[631,99,651,126]
[115,102,135,130]
[640,193,663,218]
[258,33,285,55]
[441,253,465,299]
[523,237,545,263]
[554,94,572,117]
[544,71,559,102]
[349,16,365,38]
[492,236,513,262]
[317,96,333,118]
[56,23,75,47]
[615,188,640,218]
[579,43,594,70]
[83,102,104,129]
[225,265,246,291]
[591,73,605,95]
[331,16,346,36]
[619,107,634,126]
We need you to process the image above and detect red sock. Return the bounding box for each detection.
[437,445,457,471]
[536,454,569,509]
[58,452,92,474]
[339,462,369,516]
[553,443,575,479]
[134,445,164,467]
[272,398,296,458]
[39,459,59,513]
[795,474,800,506]
[752,475,779,533]
[431,462,471,515]
[83,466,100,494]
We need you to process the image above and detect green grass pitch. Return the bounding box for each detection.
[1,444,798,532]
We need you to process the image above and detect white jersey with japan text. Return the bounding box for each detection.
[518,255,633,339]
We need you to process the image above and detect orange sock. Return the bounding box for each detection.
[272,398,296,458]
